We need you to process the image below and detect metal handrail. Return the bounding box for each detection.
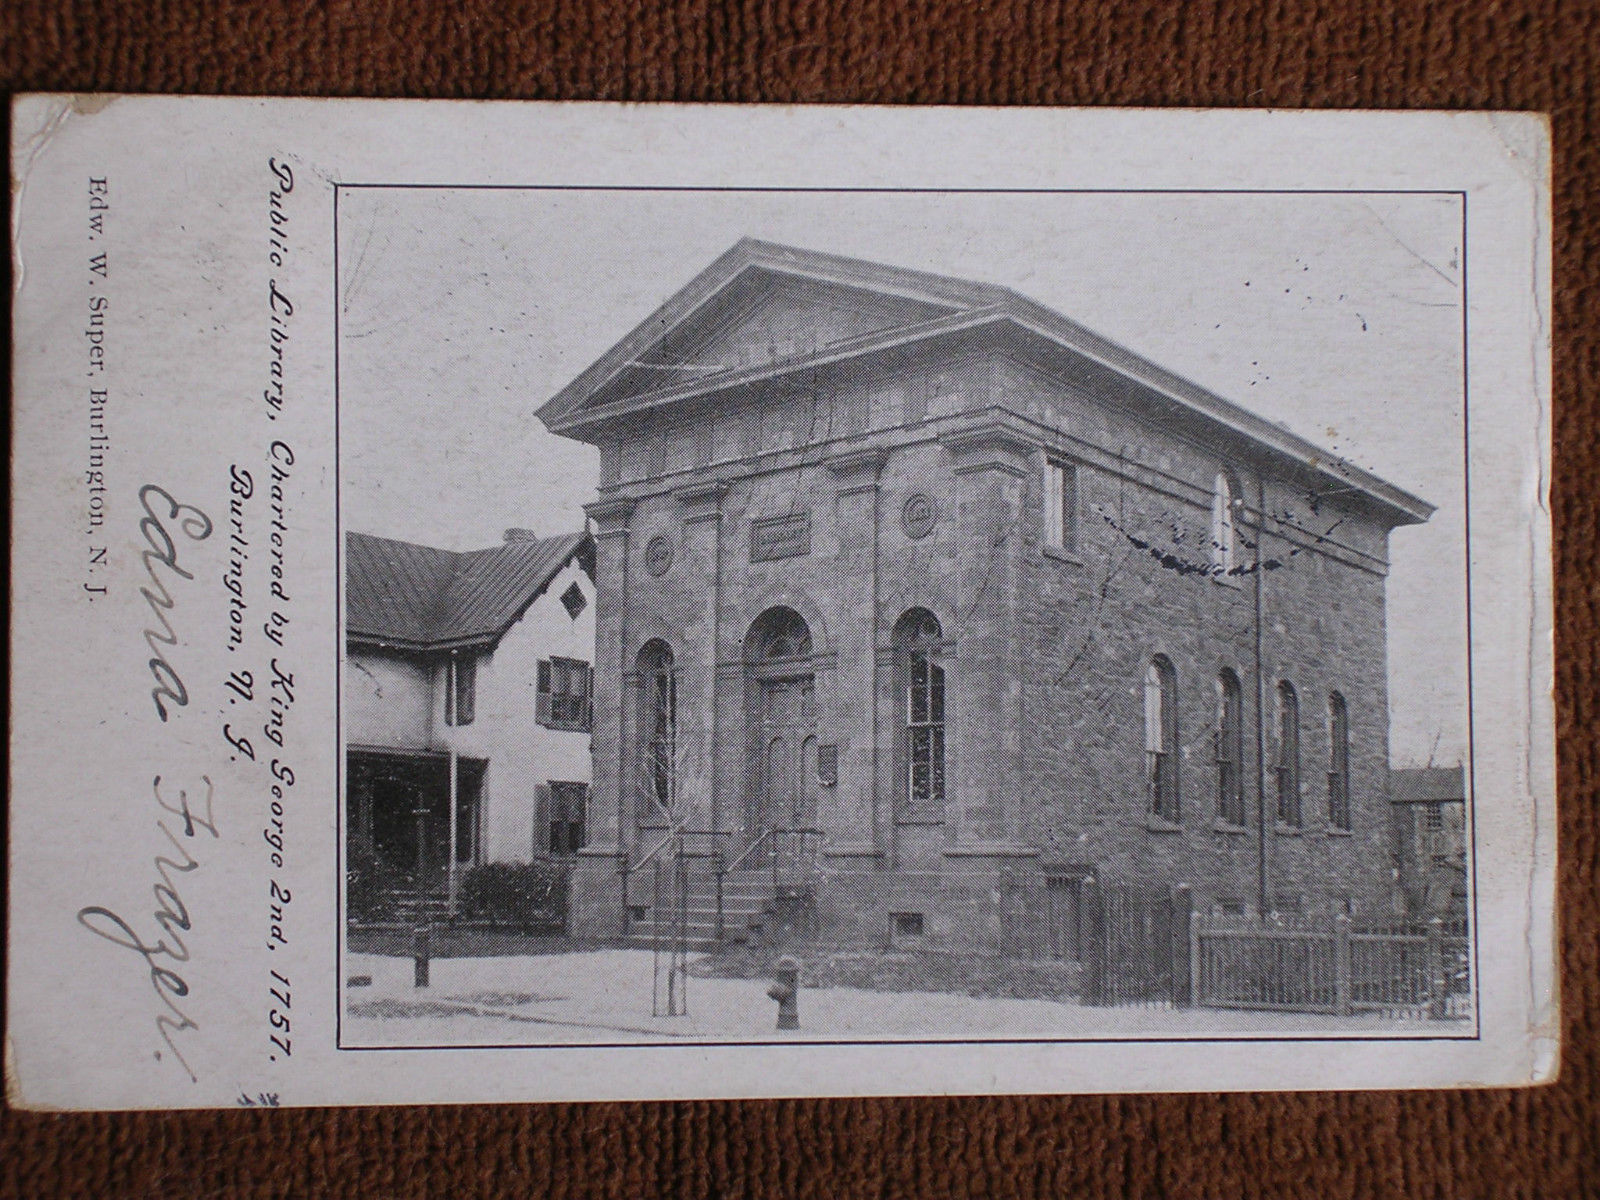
[722,828,776,876]
[722,826,824,874]
[628,829,676,876]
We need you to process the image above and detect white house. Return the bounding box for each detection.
[344,527,596,910]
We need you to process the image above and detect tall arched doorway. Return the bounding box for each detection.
[744,607,817,844]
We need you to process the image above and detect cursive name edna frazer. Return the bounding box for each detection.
[135,483,214,720]
[78,774,219,1082]
[76,484,218,1081]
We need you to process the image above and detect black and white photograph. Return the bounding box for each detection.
[337,186,1476,1047]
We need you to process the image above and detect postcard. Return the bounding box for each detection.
[7,97,1555,1109]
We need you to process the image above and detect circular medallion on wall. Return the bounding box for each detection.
[645,534,674,577]
[901,493,936,540]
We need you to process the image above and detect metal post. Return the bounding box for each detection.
[411,799,430,926]
[619,846,631,936]
[1081,877,1105,1006]
[1334,913,1352,1016]
[714,847,725,941]
[447,741,459,918]
[1172,885,1193,1007]
[1253,476,1270,923]
[1427,915,1447,1020]
[1188,908,1203,1009]
[412,924,431,989]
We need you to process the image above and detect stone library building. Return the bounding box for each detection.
[538,239,1432,956]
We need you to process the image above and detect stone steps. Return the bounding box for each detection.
[623,868,777,950]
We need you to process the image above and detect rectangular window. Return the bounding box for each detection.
[1275,682,1301,827]
[445,656,476,726]
[1045,460,1078,552]
[537,657,593,732]
[1216,672,1245,826]
[1145,658,1179,823]
[906,651,945,806]
[1327,693,1351,830]
[547,781,588,856]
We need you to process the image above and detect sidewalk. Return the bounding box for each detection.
[342,949,1471,1045]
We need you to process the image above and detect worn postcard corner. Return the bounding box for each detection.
[6,98,1554,1110]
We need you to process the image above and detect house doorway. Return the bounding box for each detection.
[347,749,486,892]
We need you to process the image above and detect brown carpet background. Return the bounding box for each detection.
[2,2,1595,1196]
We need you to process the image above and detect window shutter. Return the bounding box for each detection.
[534,783,551,856]
[536,659,553,726]
[586,664,595,731]
[457,659,475,726]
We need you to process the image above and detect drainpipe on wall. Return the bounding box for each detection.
[1253,476,1270,922]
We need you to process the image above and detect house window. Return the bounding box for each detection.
[1423,802,1444,831]
[1327,691,1351,830]
[1275,680,1301,827]
[1212,471,1240,576]
[1145,656,1179,823]
[1216,669,1245,826]
[537,657,593,731]
[560,581,587,620]
[895,609,945,812]
[638,640,676,815]
[1045,460,1078,552]
[445,655,476,726]
[547,781,588,856]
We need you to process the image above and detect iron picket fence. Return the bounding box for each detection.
[1194,913,1470,1020]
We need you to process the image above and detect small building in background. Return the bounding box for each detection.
[344,527,596,918]
[1390,765,1469,917]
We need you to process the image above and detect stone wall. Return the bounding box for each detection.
[573,348,1407,945]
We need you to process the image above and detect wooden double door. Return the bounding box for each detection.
[748,674,819,842]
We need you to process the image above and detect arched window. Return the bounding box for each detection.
[1275,680,1301,827]
[637,640,676,816]
[1216,669,1245,826]
[749,607,813,662]
[1327,692,1351,830]
[895,609,945,813]
[1212,471,1241,576]
[1145,656,1179,822]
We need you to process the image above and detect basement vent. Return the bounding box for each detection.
[891,911,925,939]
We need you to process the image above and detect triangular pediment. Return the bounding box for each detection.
[535,239,1433,529]
[647,272,955,381]
[539,239,1003,428]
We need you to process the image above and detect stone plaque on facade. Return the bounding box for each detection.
[817,744,839,787]
[644,534,674,577]
[902,492,936,539]
[750,511,811,562]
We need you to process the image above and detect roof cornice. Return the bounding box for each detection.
[538,241,1434,529]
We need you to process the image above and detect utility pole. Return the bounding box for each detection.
[1254,475,1270,921]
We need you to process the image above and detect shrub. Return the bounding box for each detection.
[456,860,569,932]
[346,839,407,925]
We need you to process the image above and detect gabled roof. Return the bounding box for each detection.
[537,238,1434,528]
[1391,765,1467,805]
[346,530,592,652]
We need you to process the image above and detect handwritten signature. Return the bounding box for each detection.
[136,483,213,721]
[77,774,218,1083]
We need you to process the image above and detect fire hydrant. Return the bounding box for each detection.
[767,955,801,1030]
